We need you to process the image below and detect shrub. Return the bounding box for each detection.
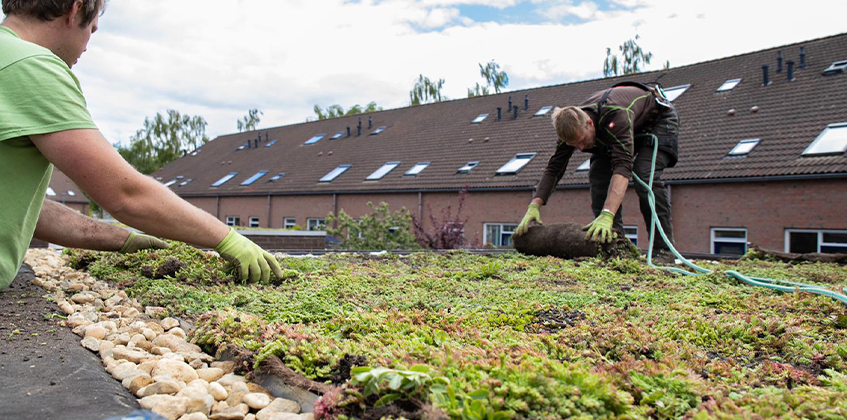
[326,202,420,251]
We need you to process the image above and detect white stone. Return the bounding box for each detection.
[99,339,116,358]
[113,346,152,364]
[84,325,108,339]
[178,414,209,420]
[111,362,138,380]
[255,398,301,420]
[70,291,97,304]
[242,393,271,410]
[153,359,199,383]
[153,346,173,356]
[140,395,172,410]
[196,368,224,383]
[143,327,158,341]
[217,373,248,389]
[124,373,154,395]
[164,352,186,362]
[66,313,93,328]
[153,334,202,353]
[169,327,187,338]
[230,382,249,394]
[81,336,100,352]
[162,317,181,330]
[138,379,183,397]
[209,382,228,401]
[59,301,75,315]
[124,307,141,318]
[151,396,190,420]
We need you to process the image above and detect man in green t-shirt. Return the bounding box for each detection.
[1,0,283,289]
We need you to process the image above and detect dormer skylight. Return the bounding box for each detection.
[305,134,326,145]
[179,179,193,187]
[241,171,268,186]
[662,84,690,102]
[716,78,741,92]
[331,131,344,139]
[236,144,247,151]
[823,60,847,76]
[366,162,400,180]
[802,123,847,156]
[46,187,56,196]
[457,162,479,174]
[472,114,488,124]
[163,179,179,187]
[371,126,386,135]
[320,165,351,182]
[576,159,590,171]
[269,173,285,182]
[212,172,238,187]
[496,153,536,175]
[405,162,429,176]
[264,140,277,147]
[67,190,76,196]
[728,139,760,156]
[534,106,553,117]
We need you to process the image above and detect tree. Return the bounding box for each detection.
[310,101,382,121]
[468,60,509,98]
[117,109,209,174]
[237,108,263,132]
[325,202,420,251]
[409,74,445,105]
[603,34,653,77]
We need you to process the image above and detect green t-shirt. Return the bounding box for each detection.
[0,26,97,288]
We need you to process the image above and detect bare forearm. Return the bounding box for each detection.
[602,174,629,214]
[34,200,129,250]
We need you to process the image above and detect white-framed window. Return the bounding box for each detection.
[496,153,536,175]
[471,114,488,124]
[728,139,760,156]
[457,161,479,174]
[307,218,326,231]
[212,172,238,187]
[284,217,296,229]
[484,223,518,247]
[716,78,742,92]
[802,123,847,156]
[661,84,690,102]
[534,106,553,117]
[575,158,590,171]
[226,216,241,227]
[248,217,260,228]
[711,228,748,255]
[367,162,400,180]
[304,134,326,145]
[405,162,429,176]
[320,165,351,182]
[785,229,847,254]
[624,225,638,246]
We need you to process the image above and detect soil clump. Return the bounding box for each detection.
[513,222,639,259]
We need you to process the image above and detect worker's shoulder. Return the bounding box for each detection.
[0,29,58,71]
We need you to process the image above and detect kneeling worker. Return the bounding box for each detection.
[514,82,680,264]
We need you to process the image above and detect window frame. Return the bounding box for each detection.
[283,217,296,229]
[320,165,351,182]
[716,78,742,92]
[212,172,238,187]
[370,126,387,135]
[710,227,748,255]
[457,161,479,174]
[624,225,638,246]
[304,134,326,145]
[483,223,519,247]
[534,106,553,117]
[784,229,847,253]
[576,158,590,171]
[662,84,691,102]
[241,171,269,186]
[496,153,536,175]
[802,122,847,156]
[225,216,241,227]
[405,162,430,176]
[248,217,260,228]
[366,162,401,181]
[307,218,326,231]
[471,114,488,124]
[727,138,760,156]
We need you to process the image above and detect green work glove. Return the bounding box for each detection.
[514,203,542,236]
[583,210,617,244]
[215,228,283,283]
[120,231,170,253]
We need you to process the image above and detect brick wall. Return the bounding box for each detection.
[240,231,326,250]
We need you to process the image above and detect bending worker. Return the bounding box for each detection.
[515,81,680,264]
[0,0,282,289]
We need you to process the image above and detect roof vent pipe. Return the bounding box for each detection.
[368,116,372,129]
[787,60,795,81]
[497,107,502,121]
[799,47,806,69]
[347,126,351,137]
[508,96,512,111]
[762,65,770,86]
[254,139,258,148]
[357,118,362,136]
[513,105,518,120]
[265,132,269,142]
[247,140,251,149]
[777,51,783,73]
[524,94,528,111]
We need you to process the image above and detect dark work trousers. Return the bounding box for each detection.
[588,147,675,251]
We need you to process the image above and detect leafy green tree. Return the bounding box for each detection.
[409,74,445,105]
[237,108,263,132]
[468,60,509,97]
[603,35,653,77]
[310,101,382,121]
[118,109,209,174]
[326,202,420,251]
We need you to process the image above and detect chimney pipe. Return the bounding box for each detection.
[357,118,362,136]
[799,47,806,69]
[368,116,372,129]
[762,65,770,86]
[786,60,795,81]
[254,139,258,148]
[513,105,518,120]
[497,107,502,121]
[247,140,251,149]
[777,51,783,73]
[347,126,351,137]
[265,132,269,142]
[508,96,512,112]
[524,94,528,111]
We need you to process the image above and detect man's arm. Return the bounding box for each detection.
[602,173,629,215]
[30,129,228,248]
[533,143,575,205]
[33,199,129,250]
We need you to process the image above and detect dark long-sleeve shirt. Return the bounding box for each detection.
[534,85,661,204]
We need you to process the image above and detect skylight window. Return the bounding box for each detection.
[371,126,386,135]
[576,159,590,171]
[534,106,553,117]
[241,171,268,186]
[212,172,238,187]
[163,179,179,187]
[331,131,344,140]
[269,173,286,182]
[46,187,56,196]
[304,134,326,145]
[496,153,536,175]
[179,179,193,187]
[366,162,400,180]
[236,144,247,151]
[264,140,277,147]
[472,114,488,124]
[405,162,429,176]
[457,162,479,174]
[823,60,847,76]
[728,139,760,156]
[802,123,847,156]
[67,190,76,196]
[190,149,201,156]
[320,165,351,182]
[662,84,690,102]
[717,78,741,92]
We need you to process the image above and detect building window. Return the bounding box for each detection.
[802,123,847,156]
[226,216,241,227]
[457,161,479,174]
[711,228,748,255]
[304,134,326,145]
[212,172,238,187]
[178,178,193,187]
[624,225,638,246]
[248,217,260,228]
[496,153,536,175]
[370,126,387,135]
[366,162,400,180]
[576,159,590,171]
[284,218,296,229]
[534,106,553,117]
[785,229,847,254]
[661,84,690,102]
[331,131,345,140]
[471,114,488,124]
[307,218,326,231]
[320,165,351,182]
[728,139,760,156]
[484,223,518,247]
[241,171,268,186]
[716,78,741,92]
[405,162,429,176]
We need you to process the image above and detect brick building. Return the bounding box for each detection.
[149,33,847,255]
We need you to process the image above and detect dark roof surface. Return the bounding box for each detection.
[48,168,88,204]
[155,33,847,196]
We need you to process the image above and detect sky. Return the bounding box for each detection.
[3,0,845,145]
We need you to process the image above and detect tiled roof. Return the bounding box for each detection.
[48,168,88,203]
[155,32,847,196]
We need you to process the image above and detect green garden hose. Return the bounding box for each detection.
[631,134,847,305]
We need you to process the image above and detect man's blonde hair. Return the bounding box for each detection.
[551,106,589,142]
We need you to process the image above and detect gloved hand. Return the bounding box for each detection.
[514,203,542,236]
[214,228,283,283]
[120,231,170,253]
[583,210,617,244]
